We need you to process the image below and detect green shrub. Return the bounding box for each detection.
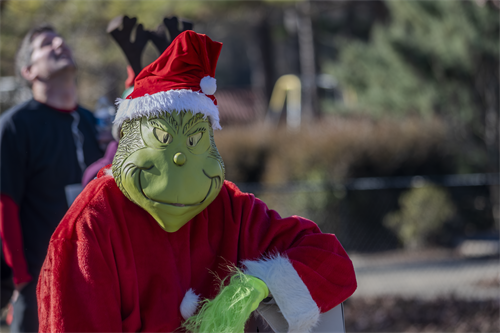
[383,184,456,249]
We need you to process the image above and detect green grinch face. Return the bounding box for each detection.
[112,111,225,232]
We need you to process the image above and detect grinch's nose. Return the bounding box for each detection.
[173,152,186,166]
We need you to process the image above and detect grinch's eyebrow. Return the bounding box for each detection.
[149,114,179,134]
[183,113,207,134]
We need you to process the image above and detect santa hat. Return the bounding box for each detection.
[114,30,223,130]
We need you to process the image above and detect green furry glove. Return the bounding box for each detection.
[183,270,269,333]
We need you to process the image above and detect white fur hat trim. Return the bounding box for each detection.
[200,76,217,95]
[114,89,221,130]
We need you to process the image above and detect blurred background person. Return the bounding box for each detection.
[81,121,119,187]
[0,24,103,332]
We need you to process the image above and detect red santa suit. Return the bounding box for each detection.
[37,167,356,332]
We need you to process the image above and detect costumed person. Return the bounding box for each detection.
[0,24,103,333]
[37,30,356,333]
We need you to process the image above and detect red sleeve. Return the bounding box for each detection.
[0,193,32,285]
[224,182,356,331]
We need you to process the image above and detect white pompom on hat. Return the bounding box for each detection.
[200,76,217,95]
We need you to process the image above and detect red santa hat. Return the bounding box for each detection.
[114,30,223,130]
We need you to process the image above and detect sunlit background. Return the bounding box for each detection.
[1,1,499,332]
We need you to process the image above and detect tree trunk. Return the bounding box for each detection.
[296,0,318,122]
[247,8,275,118]
[476,56,500,229]
[0,0,8,13]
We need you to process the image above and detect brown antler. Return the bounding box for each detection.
[148,17,194,55]
[107,15,151,78]
[108,15,195,77]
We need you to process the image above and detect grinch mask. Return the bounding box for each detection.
[112,110,225,232]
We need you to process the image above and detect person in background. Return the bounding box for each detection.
[81,121,119,187]
[81,69,135,187]
[0,24,103,332]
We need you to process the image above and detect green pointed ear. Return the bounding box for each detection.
[112,110,225,232]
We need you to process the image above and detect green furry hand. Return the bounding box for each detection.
[183,271,269,333]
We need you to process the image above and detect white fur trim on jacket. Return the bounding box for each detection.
[242,254,320,333]
[180,288,200,320]
[114,89,221,130]
[103,167,113,178]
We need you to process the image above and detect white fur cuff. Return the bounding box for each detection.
[180,288,200,320]
[242,254,320,333]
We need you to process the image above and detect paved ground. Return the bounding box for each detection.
[350,248,499,300]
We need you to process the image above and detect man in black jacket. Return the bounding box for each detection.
[0,24,103,332]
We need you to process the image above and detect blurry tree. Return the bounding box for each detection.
[326,0,499,226]
[384,184,456,249]
[0,0,8,12]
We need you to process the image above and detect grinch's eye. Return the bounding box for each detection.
[187,132,202,147]
[153,128,172,144]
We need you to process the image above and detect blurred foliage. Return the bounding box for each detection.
[215,115,450,184]
[327,1,498,120]
[325,1,499,174]
[383,185,456,249]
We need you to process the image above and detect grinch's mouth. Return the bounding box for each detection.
[137,168,221,207]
